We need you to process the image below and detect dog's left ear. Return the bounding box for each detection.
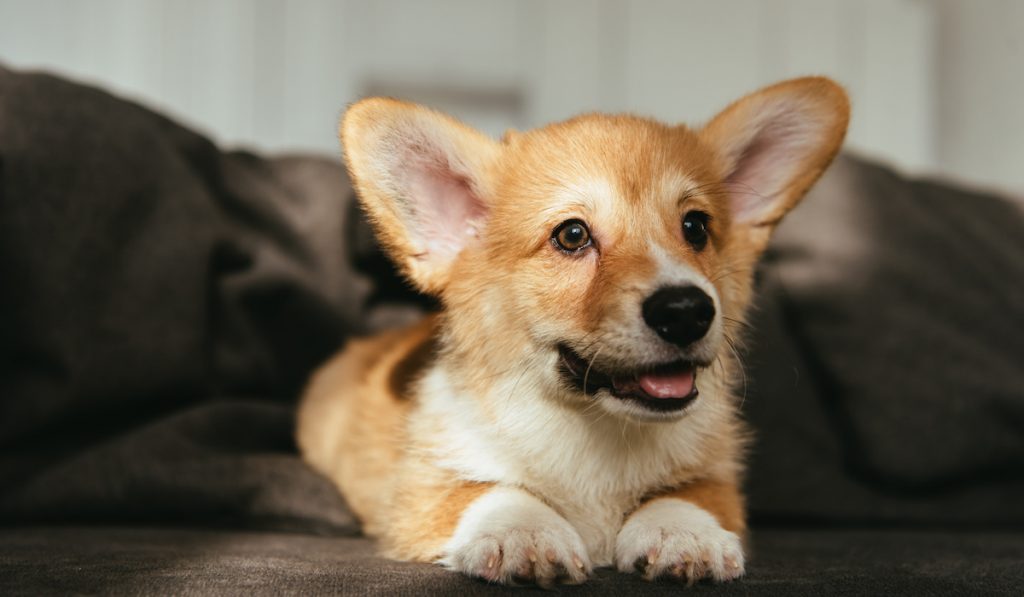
[700,77,850,250]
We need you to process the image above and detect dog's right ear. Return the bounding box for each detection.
[341,98,501,294]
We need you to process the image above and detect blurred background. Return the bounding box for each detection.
[0,0,1021,195]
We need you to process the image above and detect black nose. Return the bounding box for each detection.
[642,286,715,347]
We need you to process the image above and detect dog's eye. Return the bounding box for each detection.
[552,219,592,253]
[682,211,710,250]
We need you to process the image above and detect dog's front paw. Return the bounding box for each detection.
[615,499,744,584]
[439,487,591,586]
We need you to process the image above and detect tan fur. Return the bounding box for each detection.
[297,316,437,536]
[648,479,747,535]
[386,475,494,561]
[298,77,849,583]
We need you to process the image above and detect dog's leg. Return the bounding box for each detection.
[391,484,592,586]
[442,486,593,586]
[615,478,745,583]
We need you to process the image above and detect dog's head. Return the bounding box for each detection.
[342,78,848,422]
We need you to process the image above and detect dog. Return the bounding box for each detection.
[297,77,849,586]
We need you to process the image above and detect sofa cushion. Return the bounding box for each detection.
[743,155,1024,523]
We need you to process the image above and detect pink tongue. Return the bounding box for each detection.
[637,370,695,399]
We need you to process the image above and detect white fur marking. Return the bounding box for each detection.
[415,362,739,566]
[440,487,592,585]
[650,243,717,300]
[615,498,744,582]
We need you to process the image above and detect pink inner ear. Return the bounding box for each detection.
[725,110,822,225]
[406,161,487,261]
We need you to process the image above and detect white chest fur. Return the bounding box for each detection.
[412,365,735,566]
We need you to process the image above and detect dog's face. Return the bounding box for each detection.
[473,122,738,421]
[343,78,848,422]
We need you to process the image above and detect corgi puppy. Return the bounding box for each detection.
[298,77,848,586]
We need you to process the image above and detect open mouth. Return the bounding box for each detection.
[557,344,700,413]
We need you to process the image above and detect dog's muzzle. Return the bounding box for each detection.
[557,345,699,413]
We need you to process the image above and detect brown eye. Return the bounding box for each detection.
[682,211,710,251]
[552,219,592,253]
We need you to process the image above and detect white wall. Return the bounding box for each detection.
[0,0,1019,194]
[934,0,1024,194]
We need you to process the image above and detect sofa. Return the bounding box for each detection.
[1,66,1022,595]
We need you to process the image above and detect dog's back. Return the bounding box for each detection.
[297,316,437,536]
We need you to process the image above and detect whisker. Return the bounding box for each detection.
[503,355,538,406]
[722,316,754,335]
[471,358,536,383]
[710,266,749,284]
[723,335,748,410]
[712,354,727,380]
[619,418,633,462]
[582,345,605,395]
